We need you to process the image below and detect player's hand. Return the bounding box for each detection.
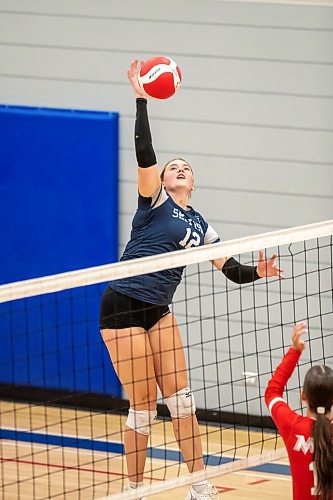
[291,322,307,352]
[128,59,147,99]
[256,250,285,279]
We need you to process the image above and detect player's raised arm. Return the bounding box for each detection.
[127,59,161,197]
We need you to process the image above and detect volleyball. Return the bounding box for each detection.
[138,56,182,99]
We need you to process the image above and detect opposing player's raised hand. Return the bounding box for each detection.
[291,322,307,352]
[256,250,285,279]
[127,59,147,99]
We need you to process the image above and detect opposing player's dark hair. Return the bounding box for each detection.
[303,365,333,500]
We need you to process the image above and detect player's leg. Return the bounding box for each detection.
[101,326,157,484]
[147,313,204,473]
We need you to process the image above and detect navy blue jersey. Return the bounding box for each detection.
[110,186,220,305]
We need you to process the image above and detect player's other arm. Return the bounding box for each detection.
[128,59,161,198]
[211,250,284,284]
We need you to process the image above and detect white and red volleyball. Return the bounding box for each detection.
[138,56,182,99]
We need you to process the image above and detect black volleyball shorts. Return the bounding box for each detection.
[99,287,170,331]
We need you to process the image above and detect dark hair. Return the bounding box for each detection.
[303,365,333,500]
[160,158,193,182]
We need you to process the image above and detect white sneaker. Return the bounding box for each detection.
[124,484,147,499]
[185,484,219,499]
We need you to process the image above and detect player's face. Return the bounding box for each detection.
[163,160,194,194]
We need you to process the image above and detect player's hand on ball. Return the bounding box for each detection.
[291,322,307,352]
[128,59,147,99]
[256,250,285,279]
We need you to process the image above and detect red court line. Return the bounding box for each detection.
[248,479,271,485]
[217,486,236,493]
[0,456,163,481]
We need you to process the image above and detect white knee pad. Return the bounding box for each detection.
[166,387,196,419]
[126,408,157,435]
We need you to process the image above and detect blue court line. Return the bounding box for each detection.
[0,429,290,476]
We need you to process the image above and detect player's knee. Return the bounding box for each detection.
[166,387,196,419]
[126,408,157,435]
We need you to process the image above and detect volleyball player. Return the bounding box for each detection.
[100,59,283,500]
[265,322,333,500]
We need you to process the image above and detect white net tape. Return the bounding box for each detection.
[1,219,332,303]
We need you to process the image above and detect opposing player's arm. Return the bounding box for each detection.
[265,323,306,434]
[265,346,303,435]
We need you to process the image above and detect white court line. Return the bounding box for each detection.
[234,471,291,482]
[0,440,165,465]
[1,426,122,442]
[1,440,111,459]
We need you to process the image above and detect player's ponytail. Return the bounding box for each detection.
[303,365,333,500]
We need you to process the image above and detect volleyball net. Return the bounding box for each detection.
[0,220,332,499]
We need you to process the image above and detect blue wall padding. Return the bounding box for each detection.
[0,105,119,282]
[0,105,121,397]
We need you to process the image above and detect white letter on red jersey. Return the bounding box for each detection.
[293,435,314,454]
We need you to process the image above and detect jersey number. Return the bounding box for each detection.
[309,461,318,496]
[179,228,201,248]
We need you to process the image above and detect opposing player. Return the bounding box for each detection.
[100,60,283,500]
[265,322,333,500]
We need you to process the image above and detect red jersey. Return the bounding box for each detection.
[265,347,332,500]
